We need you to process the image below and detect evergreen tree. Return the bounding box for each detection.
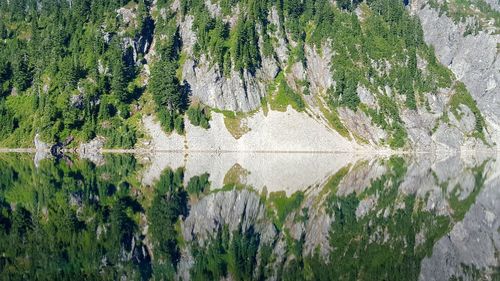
[150,60,181,111]
[110,42,128,103]
[12,53,31,92]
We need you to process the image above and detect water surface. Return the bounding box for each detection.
[0,152,498,280]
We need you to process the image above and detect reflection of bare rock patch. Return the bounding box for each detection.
[172,152,499,279]
[141,153,185,186]
[34,133,51,168]
[77,137,105,166]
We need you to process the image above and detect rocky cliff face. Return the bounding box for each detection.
[25,0,495,152]
[412,0,500,145]
[139,0,499,152]
[2,0,497,152]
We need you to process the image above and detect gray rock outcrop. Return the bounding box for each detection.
[413,0,500,144]
[181,56,266,112]
[181,189,277,244]
[34,133,49,151]
[34,133,50,168]
[77,137,105,166]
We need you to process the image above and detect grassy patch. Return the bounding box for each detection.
[1,94,36,147]
[176,51,188,81]
[449,83,486,142]
[213,110,251,139]
[268,72,305,112]
[316,96,351,139]
[265,191,305,230]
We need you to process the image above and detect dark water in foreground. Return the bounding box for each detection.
[0,152,498,280]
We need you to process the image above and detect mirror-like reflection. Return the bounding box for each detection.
[0,152,498,280]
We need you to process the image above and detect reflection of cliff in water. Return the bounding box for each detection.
[0,152,497,280]
[173,153,498,281]
[419,154,500,281]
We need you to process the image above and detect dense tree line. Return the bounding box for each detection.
[0,0,150,147]
[148,10,191,134]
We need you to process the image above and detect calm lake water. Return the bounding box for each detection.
[0,152,499,280]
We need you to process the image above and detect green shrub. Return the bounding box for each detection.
[269,72,306,112]
[174,114,185,135]
[187,105,211,129]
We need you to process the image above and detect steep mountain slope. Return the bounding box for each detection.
[411,0,500,144]
[0,0,498,151]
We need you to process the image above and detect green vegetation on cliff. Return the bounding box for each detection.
[0,0,489,149]
[0,0,155,147]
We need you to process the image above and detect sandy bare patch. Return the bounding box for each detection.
[143,106,368,152]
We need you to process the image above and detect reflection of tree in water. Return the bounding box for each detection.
[278,157,489,281]
[183,157,491,281]
[0,154,151,280]
[190,225,261,281]
[0,154,494,280]
[148,168,187,280]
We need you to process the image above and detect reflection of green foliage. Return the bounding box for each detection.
[0,153,492,280]
[449,161,487,221]
[187,173,211,195]
[223,163,250,185]
[266,191,305,230]
[196,156,489,280]
[324,166,350,191]
[0,155,195,280]
[191,227,229,281]
[148,168,187,279]
[191,225,261,281]
[282,156,477,281]
[0,153,149,280]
